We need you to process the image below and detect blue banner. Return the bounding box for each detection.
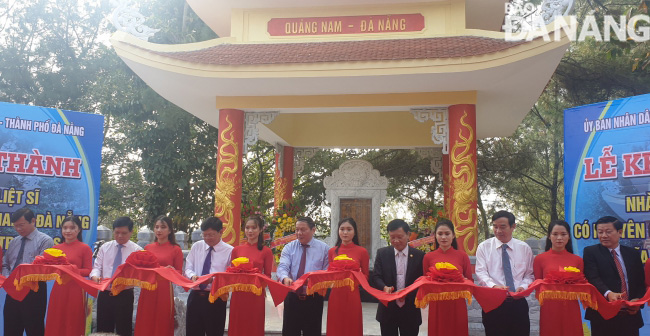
[564,93,650,332]
[0,102,104,245]
[0,102,104,334]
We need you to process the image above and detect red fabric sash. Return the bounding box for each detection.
[382,277,508,313]
[8,259,650,336]
[4,264,99,301]
[511,279,626,320]
[209,272,291,306]
[106,263,195,294]
[4,264,98,336]
[292,270,387,302]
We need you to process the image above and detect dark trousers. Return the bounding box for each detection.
[282,292,324,336]
[4,281,47,336]
[482,297,530,336]
[97,289,134,336]
[590,313,641,336]
[379,319,420,336]
[186,290,227,336]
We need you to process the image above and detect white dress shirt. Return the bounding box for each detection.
[185,240,233,289]
[394,247,407,290]
[89,240,142,279]
[276,237,329,282]
[475,237,534,289]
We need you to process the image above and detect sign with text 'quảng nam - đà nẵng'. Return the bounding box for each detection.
[564,93,650,332]
[0,102,104,249]
[268,14,425,36]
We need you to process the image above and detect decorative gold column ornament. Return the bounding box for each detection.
[448,105,478,255]
[215,110,244,245]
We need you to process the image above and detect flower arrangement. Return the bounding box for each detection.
[270,199,303,263]
[241,201,264,221]
[410,207,445,253]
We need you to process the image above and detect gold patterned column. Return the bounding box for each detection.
[443,152,450,218]
[214,109,244,245]
[274,146,294,211]
[448,104,478,255]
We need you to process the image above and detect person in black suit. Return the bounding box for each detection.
[583,216,645,336]
[372,219,425,336]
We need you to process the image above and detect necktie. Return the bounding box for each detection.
[396,251,406,307]
[611,249,628,300]
[12,237,27,271]
[296,244,309,279]
[199,246,214,290]
[502,244,515,292]
[111,244,123,277]
[296,244,309,295]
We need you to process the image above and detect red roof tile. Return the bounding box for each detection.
[135,36,528,66]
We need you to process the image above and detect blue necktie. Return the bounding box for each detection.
[111,244,123,277]
[199,246,214,290]
[502,244,515,291]
[12,237,27,271]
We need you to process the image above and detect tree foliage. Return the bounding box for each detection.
[476,0,650,239]
[3,0,650,243]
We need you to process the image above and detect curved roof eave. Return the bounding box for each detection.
[110,31,569,141]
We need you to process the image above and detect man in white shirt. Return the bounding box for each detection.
[475,210,534,336]
[184,216,233,336]
[90,217,143,336]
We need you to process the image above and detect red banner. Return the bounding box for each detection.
[268,14,425,36]
[270,233,297,248]
[409,235,436,248]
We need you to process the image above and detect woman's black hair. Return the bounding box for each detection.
[244,216,265,251]
[433,219,458,250]
[154,216,178,246]
[544,220,573,253]
[335,217,360,255]
[61,216,83,242]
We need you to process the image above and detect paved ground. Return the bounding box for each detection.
[221,290,540,336]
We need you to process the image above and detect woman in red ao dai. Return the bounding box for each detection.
[139,216,184,336]
[229,216,274,336]
[533,220,584,336]
[48,216,93,336]
[422,219,473,336]
[326,218,369,336]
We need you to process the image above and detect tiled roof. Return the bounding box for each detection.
[137,36,528,66]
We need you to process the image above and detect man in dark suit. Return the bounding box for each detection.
[372,219,425,336]
[583,216,645,336]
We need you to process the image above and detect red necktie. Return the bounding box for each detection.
[296,244,309,295]
[611,249,628,300]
